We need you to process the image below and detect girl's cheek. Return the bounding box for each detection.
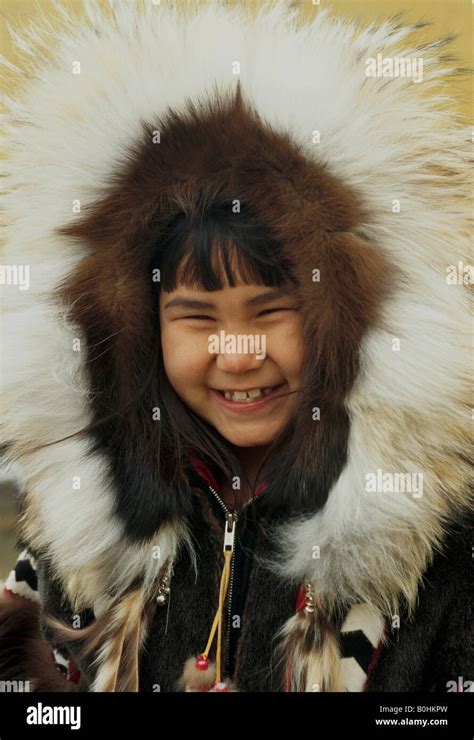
[267,317,304,369]
[161,326,211,383]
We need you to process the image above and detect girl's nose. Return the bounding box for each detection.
[213,331,267,373]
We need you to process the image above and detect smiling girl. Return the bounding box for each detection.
[0,2,472,696]
[157,207,304,513]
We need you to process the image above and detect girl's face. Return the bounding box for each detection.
[159,276,304,449]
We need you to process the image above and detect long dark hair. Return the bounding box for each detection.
[19,202,301,536]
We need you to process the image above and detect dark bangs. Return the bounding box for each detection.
[152,202,296,291]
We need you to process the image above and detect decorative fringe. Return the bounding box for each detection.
[91,588,147,691]
[43,583,156,692]
[275,583,346,692]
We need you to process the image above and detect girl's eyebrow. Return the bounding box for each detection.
[163,288,289,311]
[163,297,215,310]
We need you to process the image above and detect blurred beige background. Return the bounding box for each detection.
[0,0,472,579]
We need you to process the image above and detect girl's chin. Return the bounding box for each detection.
[213,420,285,447]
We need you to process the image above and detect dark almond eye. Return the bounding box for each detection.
[184,315,215,321]
[257,308,285,317]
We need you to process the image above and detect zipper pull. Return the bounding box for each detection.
[223,512,237,554]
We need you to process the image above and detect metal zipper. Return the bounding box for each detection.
[206,484,256,677]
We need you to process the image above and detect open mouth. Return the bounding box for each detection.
[212,383,286,404]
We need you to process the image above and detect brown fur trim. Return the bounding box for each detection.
[0,589,86,692]
[52,83,391,526]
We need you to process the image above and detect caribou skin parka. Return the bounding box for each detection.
[0,0,472,693]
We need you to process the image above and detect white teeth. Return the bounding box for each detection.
[222,386,279,402]
[234,391,253,400]
[232,389,262,401]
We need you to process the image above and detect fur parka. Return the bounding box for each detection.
[0,0,472,693]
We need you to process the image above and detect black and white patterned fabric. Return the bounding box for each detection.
[4,549,41,603]
[339,603,386,691]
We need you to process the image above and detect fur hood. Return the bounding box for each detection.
[1,0,472,688]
